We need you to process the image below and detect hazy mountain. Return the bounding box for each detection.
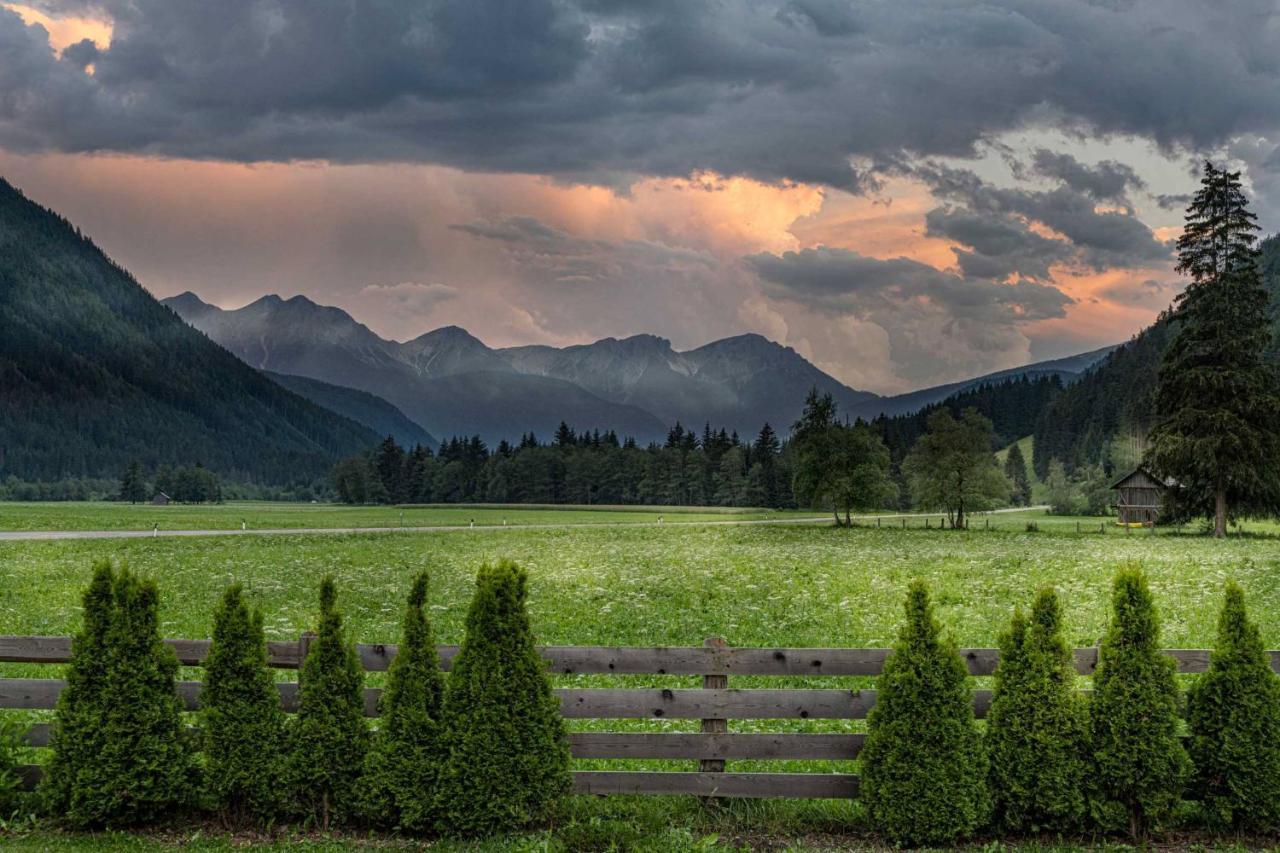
[0,179,378,484]
[264,371,437,449]
[847,345,1117,422]
[165,293,668,444]
[499,332,879,435]
[166,288,1121,444]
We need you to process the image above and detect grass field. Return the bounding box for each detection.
[0,502,821,533]
[5,506,1280,849]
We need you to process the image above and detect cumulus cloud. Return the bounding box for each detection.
[3,0,1280,192]
[747,246,1073,384]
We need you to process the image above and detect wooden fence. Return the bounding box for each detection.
[1,636,1271,800]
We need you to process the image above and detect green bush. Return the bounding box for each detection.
[286,576,368,830]
[1186,581,1280,830]
[860,580,990,845]
[359,571,445,831]
[73,567,198,827]
[40,560,116,817]
[1090,568,1189,838]
[435,560,570,836]
[201,584,287,825]
[986,588,1089,832]
[0,715,33,819]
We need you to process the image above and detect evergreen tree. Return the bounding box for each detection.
[1044,459,1083,515]
[73,567,197,827]
[1090,569,1189,838]
[986,588,1088,832]
[41,561,116,817]
[1186,582,1280,830]
[374,436,406,503]
[360,572,446,831]
[201,584,287,825]
[435,561,570,835]
[860,581,990,845]
[1150,161,1280,536]
[1003,443,1033,507]
[287,577,368,830]
[118,461,146,503]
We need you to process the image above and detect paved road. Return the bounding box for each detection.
[0,506,1047,542]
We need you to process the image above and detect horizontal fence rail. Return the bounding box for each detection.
[0,635,1261,799]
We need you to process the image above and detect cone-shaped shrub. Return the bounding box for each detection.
[201,583,287,825]
[1090,568,1189,838]
[860,580,990,845]
[986,588,1089,832]
[434,560,570,836]
[72,567,198,827]
[41,561,116,817]
[1186,582,1280,830]
[360,572,445,830]
[287,576,368,830]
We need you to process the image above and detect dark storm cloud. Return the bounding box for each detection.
[748,247,1071,319]
[1027,150,1146,203]
[917,162,1173,274]
[5,0,1280,189]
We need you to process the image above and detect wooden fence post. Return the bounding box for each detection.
[700,636,728,776]
[297,631,316,680]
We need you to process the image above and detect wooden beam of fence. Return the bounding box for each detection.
[21,724,868,760]
[1,678,1006,719]
[0,636,1246,676]
[11,764,858,800]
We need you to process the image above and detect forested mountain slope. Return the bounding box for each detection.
[0,179,377,484]
[1031,234,1280,478]
[263,371,436,450]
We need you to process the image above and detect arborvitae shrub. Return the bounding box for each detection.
[1186,582,1280,830]
[1090,568,1189,838]
[74,567,198,827]
[986,588,1088,832]
[287,576,368,830]
[201,584,287,825]
[41,560,115,817]
[860,580,990,845]
[435,560,570,836]
[360,572,445,830]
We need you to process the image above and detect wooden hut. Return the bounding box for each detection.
[151,491,171,506]
[1109,466,1170,525]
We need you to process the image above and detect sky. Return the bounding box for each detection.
[2,1,1280,393]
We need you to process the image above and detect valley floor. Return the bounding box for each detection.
[5,508,1280,849]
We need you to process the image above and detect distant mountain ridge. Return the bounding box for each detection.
[165,290,1117,444]
[0,179,378,484]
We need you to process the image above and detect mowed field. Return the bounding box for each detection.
[5,505,1280,849]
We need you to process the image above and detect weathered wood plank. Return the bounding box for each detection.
[570,732,863,760]
[572,771,858,798]
[0,635,1261,675]
[0,681,1009,718]
[558,688,878,719]
[15,764,856,798]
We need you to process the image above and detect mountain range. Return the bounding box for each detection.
[164,291,1115,445]
[0,179,377,485]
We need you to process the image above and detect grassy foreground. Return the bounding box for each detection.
[0,501,812,533]
[5,514,1280,848]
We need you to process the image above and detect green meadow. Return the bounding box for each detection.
[5,507,1280,849]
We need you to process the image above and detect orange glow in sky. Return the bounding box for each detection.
[4,3,112,52]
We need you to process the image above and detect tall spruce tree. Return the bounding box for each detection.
[74,567,197,827]
[1186,582,1280,830]
[985,588,1088,832]
[1090,569,1189,838]
[287,577,368,830]
[1003,443,1033,507]
[201,584,287,825]
[360,572,446,831]
[435,561,570,836]
[41,561,116,817]
[860,580,990,845]
[1149,160,1280,536]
